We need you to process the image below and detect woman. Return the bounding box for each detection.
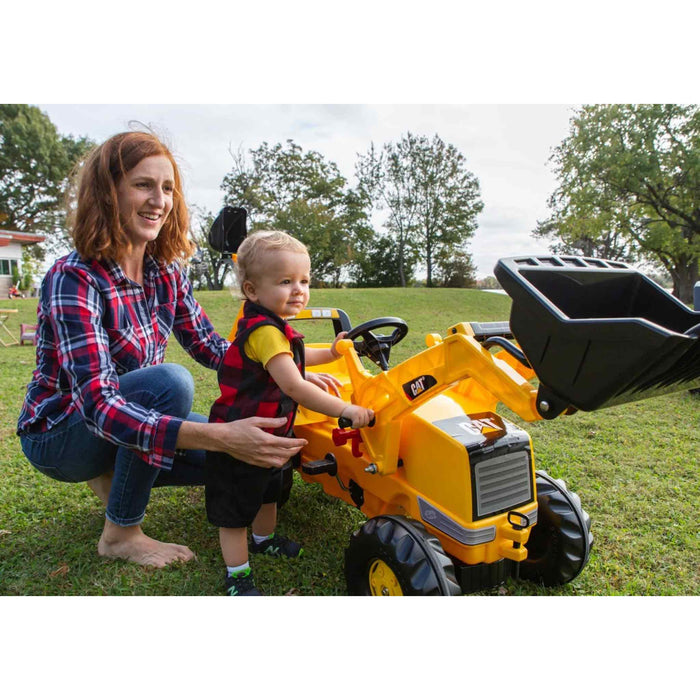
[17,131,307,568]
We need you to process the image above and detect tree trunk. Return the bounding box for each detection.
[425,226,433,287]
[398,237,407,287]
[670,257,700,303]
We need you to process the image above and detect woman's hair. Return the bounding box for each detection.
[236,230,309,294]
[69,130,194,264]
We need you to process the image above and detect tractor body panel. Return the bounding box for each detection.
[296,373,538,568]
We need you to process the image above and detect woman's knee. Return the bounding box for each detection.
[120,364,195,418]
[20,418,116,483]
[159,363,195,398]
[155,364,195,417]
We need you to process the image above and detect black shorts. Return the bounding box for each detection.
[205,451,284,528]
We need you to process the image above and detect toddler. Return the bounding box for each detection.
[206,230,374,595]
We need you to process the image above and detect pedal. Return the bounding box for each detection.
[302,453,338,477]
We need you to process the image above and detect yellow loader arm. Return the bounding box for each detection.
[336,323,539,476]
[335,254,700,476]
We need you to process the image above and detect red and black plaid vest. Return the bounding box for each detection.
[209,300,305,437]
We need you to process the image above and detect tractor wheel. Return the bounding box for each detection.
[344,515,462,596]
[519,470,593,586]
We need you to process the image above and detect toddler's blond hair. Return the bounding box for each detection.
[235,230,309,295]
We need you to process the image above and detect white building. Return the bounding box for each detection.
[0,229,45,297]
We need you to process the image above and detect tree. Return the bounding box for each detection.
[356,141,419,287]
[410,134,483,287]
[434,247,477,288]
[356,133,483,287]
[533,215,635,262]
[349,233,417,287]
[537,104,700,302]
[221,140,373,286]
[0,104,93,259]
[476,276,502,290]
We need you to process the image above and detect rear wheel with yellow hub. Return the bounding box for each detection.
[344,515,462,596]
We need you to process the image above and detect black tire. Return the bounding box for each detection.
[345,515,462,596]
[519,470,593,586]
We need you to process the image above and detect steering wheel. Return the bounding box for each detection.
[346,317,408,370]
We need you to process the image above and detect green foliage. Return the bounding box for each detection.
[0,104,93,258]
[433,247,477,288]
[356,133,483,287]
[2,289,698,596]
[220,141,373,286]
[533,214,634,262]
[356,141,419,286]
[348,233,417,287]
[537,104,700,301]
[476,275,502,290]
[20,246,41,292]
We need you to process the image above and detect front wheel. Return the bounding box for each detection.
[519,470,593,586]
[345,515,462,596]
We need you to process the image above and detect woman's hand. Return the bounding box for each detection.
[306,371,343,397]
[177,417,306,468]
[218,417,307,467]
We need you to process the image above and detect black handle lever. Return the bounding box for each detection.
[339,416,375,429]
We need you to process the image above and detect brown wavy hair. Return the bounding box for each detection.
[69,131,194,264]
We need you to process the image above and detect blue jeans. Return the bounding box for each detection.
[20,364,207,527]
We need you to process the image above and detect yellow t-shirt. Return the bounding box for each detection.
[244,325,292,368]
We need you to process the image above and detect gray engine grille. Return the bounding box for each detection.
[473,451,532,519]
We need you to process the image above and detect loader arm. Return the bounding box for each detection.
[336,325,541,476]
[336,255,700,475]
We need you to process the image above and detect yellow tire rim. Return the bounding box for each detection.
[368,559,403,596]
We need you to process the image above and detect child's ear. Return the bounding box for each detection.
[242,280,257,301]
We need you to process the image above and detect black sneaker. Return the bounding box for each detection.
[250,533,303,558]
[224,569,262,596]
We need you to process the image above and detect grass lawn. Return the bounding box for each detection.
[1,288,698,596]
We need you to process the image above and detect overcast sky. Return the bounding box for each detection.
[37,104,576,278]
[8,4,695,283]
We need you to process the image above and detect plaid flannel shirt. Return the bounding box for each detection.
[17,251,230,470]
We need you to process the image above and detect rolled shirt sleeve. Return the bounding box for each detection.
[18,253,231,470]
[50,264,183,469]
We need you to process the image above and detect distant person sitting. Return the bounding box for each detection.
[206,230,374,595]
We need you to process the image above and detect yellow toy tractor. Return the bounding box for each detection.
[210,209,700,596]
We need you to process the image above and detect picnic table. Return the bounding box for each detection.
[0,309,19,346]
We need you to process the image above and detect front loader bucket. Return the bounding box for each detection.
[494,256,700,418]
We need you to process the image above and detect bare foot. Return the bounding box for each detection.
[97,520,195,568]
[87,471,113,507]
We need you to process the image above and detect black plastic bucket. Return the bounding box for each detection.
[494,256,700,417]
